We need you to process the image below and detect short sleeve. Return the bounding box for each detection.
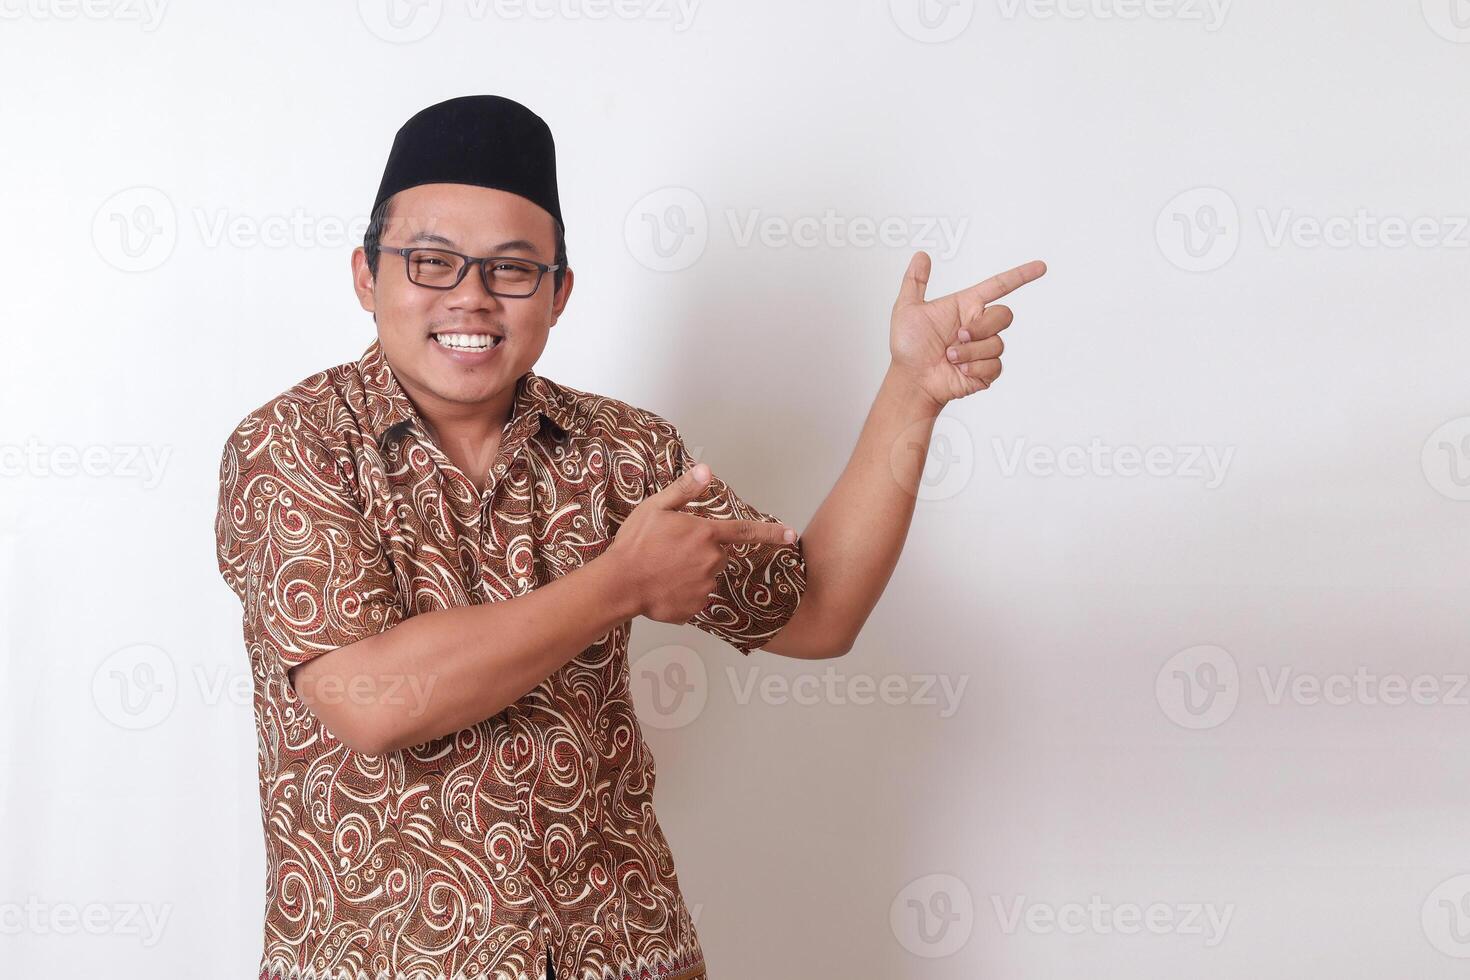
[215,408,403,676]
[638,409,808,655]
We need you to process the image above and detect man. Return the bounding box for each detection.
[215,95,1045,980]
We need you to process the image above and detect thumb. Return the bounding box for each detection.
[897,250,931,307]
[649,462,711,510]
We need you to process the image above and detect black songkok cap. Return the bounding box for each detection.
[372,95,563,229]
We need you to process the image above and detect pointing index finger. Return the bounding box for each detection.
[704,517,797,547]
[964,259,1048,308]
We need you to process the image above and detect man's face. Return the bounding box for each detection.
[352,182,572,417]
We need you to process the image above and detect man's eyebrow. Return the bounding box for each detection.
[405,232,543,254]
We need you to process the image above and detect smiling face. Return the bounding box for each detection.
[352,182,573,426]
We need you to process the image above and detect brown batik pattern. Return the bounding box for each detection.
[216,339,805,980]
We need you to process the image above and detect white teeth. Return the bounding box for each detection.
[434,333,500,351]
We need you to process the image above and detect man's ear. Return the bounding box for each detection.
[352,246,376,314]
[548,266,574,325]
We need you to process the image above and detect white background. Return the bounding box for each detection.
[2,1,1468,977]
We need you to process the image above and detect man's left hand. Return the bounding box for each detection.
[889,251,1047,410]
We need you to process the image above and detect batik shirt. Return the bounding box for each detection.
[215,338,807,980]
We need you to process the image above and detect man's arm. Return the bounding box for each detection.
[288,554,636,754]
[288,463,794,755]
[758,366,942,659]
[761,251,1048,659]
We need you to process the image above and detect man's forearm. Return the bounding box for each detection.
[773,363,943,655]
[290,553,639,754]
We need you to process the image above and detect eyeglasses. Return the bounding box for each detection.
[373,245,562,298]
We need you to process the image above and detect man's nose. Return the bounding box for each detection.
[444,259,504,310]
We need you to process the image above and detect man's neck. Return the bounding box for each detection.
[405,382,517,491]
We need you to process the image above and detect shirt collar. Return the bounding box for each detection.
[354,337,578,446]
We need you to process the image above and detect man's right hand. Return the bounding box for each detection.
[603,463,798,625]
